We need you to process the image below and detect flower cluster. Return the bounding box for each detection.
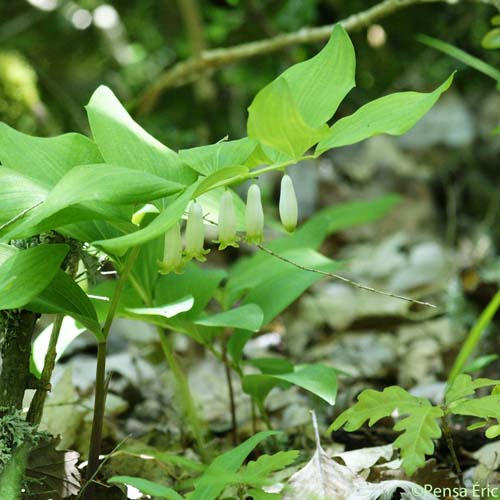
[158,174,298,274]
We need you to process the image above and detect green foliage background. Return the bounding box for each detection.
[1,0,498,146]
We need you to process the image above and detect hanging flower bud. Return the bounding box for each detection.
[184,201,209,262]
[158,223,183,274]
[216,190,239,250]
[245,184,264,244]
[279,174,298,232]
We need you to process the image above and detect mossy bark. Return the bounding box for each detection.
[0,310,39,413]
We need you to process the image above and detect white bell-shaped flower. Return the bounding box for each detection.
[216,190,239,250]
[158,223,183,274]
[279,174,298,232]
[245,183,264,244]
[185,201,209,262]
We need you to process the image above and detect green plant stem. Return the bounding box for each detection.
[222,342,238,446]
[26,314,64,425]
[156,326,210,462]
[448,289,500,386]
[83,247,140,500]
[442,417,462,484]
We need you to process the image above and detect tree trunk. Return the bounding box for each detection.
[0,310,39,413]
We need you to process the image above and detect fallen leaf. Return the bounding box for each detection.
[26,437,81,499]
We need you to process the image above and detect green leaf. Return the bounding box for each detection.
[86,85,196,184]
[445,374,500,405]
[393,405,444,475]
[228,248,342,324]
[194,166,249,198]
[0,443,29,500]
[10,164,184,236]
[108,476,184,500]
[225,196,398,305]
[187,431,280,500]
[0,124,103,186]
[125,296,195,319]
[0,168,47,231]
[482,28,500,49]
[486,424,500,438]
[248,78,328,160]
[418,34,500,82]
[247,489,281,500]
[464,355,498,374]
[280,24,355,128]
[194,304,264,332]
[241,450,299,485]
[275,364,338,405]
[0,244,68,309]
[243,363,338,406]
[28,270,103,341]
[330,386,443,475]
[451,394,500,421]
[179,138,257,176]
[154,264,226,320]
[316,74,454,153]
[93,182,199,256]
[249,357,294,375]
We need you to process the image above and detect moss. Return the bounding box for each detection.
[0,409,46,472]
[0,51,40,132]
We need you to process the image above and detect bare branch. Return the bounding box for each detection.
[137,0,499,113]
[257,244,437,309]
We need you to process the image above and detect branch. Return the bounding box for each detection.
[136,0,499,113]
[257,244,437,309]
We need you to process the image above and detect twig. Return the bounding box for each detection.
[26,314,65,425]
[257,244,437,309]
[222,339,238,446]
[442,418,463,484]
[137,0,499,113]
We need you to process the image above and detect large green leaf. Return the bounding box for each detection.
[7,165,184,238]
[226,195,398,298]
[280,24,355,128]
[187,431,279,500]
[225,247,342,323]
[248,78,328,160]
[316,74,454,153]
[0,244,68,310]
[0,123,103,186]
[194,304,264,332]
[0,168,47,230]
[242,363,338,406]
[86,86,196,185]
[179,138,257,176]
